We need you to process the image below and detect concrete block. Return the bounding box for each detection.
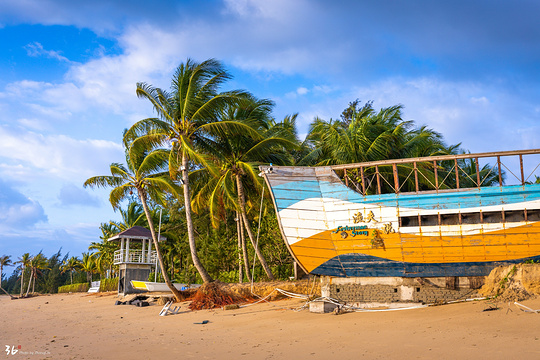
[309,301,339,313]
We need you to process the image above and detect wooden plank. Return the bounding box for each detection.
[330,148,540,170]
[476,157,481,187]
[393,163,399,193]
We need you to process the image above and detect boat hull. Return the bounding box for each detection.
[262,166,540,278]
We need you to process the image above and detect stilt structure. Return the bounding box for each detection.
[108,226,166,296]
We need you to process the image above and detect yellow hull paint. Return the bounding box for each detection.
[291,222,540,273]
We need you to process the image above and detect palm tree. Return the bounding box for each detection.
[305,101,452,194]
[123,58,253,283]
[60,257,81,285]
[191,97,299,281]
[0,255,13,290]
[110,201,147,232]
[88,240,118,279]
[84,144,183,300]
[79,253,98,283]
[26,253,48,296]
[15,253,31,297]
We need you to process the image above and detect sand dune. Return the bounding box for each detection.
[1,292,539,359]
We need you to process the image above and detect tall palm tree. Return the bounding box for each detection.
[60,256,81,285]
[123,58,253,283]
[15,253,31,297]
[191,98,298,281]
[0,255,13,289]
[84,144,183,300]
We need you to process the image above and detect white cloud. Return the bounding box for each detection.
[296,87,308,95]
[0,126,123,182]
[0,201,47,228]
[341,77,540,152]
[24,42,70,62]
[17,118,51,131]
[0,179,48,229]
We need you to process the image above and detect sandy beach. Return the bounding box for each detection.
[1,292,539,360]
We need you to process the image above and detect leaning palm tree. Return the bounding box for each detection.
[60,256,81,285]
[123,58,253,283]
[26,253,48,296]
[84,143,183,301]
[15,253,31,297]
[0,255,13,290]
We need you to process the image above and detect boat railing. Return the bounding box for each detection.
[114,249,157,265]
[330,149,540,196]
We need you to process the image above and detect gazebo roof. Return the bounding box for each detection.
[108,226,166,242]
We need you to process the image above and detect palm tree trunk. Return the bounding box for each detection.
[235,175,275,280]
[25,268,33,297]
[236,211,243,283]
[182,154,213,283]
[138,190,183,302]
[70,271,73,285]
[20,268,24,297]
[240,215,252,283]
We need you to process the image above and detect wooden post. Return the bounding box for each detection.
[376,165,381,195]
[520,154,525,185]
[344,169,348,187]
[497,156,502,187]
[147,237,152,263]
[414,162,419,192]
[126,238,130,263]
[433,161,439,191]
[360,167,366,195]
[393,163,399,193]
[475,157,481,188]
[455,159,460,189]
[141,239,146,263]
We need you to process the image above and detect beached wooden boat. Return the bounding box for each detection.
[260,149,540,278]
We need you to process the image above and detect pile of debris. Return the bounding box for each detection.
[115,295,152,307]
[188,282,245,310]
[479,263,540,301]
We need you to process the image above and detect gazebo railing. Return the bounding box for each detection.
[114,249,157,265]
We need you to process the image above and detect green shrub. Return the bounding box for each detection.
[58,283,89,293]
[99,278,119,292]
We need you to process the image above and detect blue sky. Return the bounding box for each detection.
[1,0,540,269]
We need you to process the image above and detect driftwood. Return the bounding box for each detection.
[0,286,16,299]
